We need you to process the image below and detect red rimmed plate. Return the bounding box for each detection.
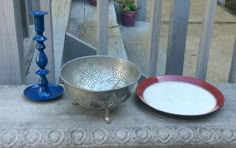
[136,75,224,118]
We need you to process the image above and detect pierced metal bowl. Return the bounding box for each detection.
[60,55,140,110]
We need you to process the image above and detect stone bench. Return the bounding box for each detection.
[0,84,236,147]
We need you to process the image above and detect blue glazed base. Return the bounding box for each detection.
[24,84,64,101]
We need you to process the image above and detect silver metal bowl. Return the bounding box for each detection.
[60,55,140,110]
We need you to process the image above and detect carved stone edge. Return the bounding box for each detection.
[0,85,27,88]
[0,126,236,147]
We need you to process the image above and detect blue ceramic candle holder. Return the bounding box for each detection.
[24,11,63,101]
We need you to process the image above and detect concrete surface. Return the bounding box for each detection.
[121,1,236,83]
[184,24,236,83]
[120,21,166,76]
[145,0,236,23]
[0,84,236,147]
[120,22,236,83]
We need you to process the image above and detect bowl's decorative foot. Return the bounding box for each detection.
[104,109,111,124]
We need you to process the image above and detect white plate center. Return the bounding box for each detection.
[143,81,217,115]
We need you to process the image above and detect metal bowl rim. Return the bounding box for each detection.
[60,55,141,93]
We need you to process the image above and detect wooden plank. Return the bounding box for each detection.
[146,0,162,76]
[196,0,217,80]
[137,0,146,21]
[52,0,72,81]
[67,0,127,59]
[39,0,55,83]
[67,0,85,41]
[165,0,190,75]
[229,37,236,83]
[97,0,109,55]
[0,0,25,84]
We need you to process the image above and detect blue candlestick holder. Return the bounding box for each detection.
[24,11,63,101]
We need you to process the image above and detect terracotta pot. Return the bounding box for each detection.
[121,11,137,27]
[89,0,97,6]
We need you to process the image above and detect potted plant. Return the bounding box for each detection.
[119,0,138,27]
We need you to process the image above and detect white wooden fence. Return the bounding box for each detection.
[0,0,235,84]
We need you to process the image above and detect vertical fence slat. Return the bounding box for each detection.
[229,37,236,83]
[25,0,33,25]
[0,0,25,84]
[218,0,225,5]
[196,0,217,80]
[146,0,162,76]
[32,0,40,10]
[137,0,146,21]
[165,0,190,75]
[20,0,29,38]
[97,0,109,55]
[39,0,55,83]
